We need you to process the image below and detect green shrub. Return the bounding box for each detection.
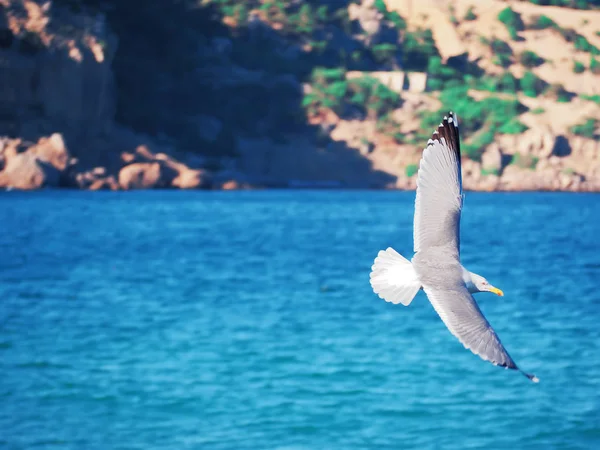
[371,43,398,65]
[481,167,500,176]
[531,107,546,114]
[477,72,518,93]
[303,68,347,116]
[387,11,407,30]
[511,153,539,170]
[574,34,600,55]
[375,112,401,137]
[573,60,586,73]
[316,5,328,22]
[471,75,492,91]
[405,164,419,177]
[333,6,353,34]
[528,14,557,29]
[402,29,440,71]
[499,119,528,134]
[374,0,406,30]
[427,78,443,91]
[555,27,600,54]
[463,128,496,161]
[546,83,571,102]
[349,76,401,119]
[497,7,524,40]
[438,86,524,133]
[464,6,477,21]
[519,50,545,67]
[520,71,546,97]
[557,26,578,42]
[590,56,600,74]
[500,71,520,92]
[570,118,599,138]
[426,56,463,90]
[313,67,345,84]
[303,69,402,121]
[374,0,387,13]
[493,53,512,68]
[581,94,600,104]
[295,4,317,34]
[489,39,513,68]
[232,4,249,25]
[419,86,526,161]
[522,0,599,8]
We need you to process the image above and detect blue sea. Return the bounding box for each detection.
[1,190,599,449]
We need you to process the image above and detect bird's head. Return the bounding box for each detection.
[465,270,504,296]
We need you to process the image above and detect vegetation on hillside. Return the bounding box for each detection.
[523,0,600,9]
[49,0,600,165]
[570,118,600,138]
[498,7,525,41]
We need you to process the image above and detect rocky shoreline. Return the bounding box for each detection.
[2,130,600,193]
[1,1,599,193]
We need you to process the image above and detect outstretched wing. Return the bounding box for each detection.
[423,284,538,381]
[424,284,516,368]
[413,112,463,255]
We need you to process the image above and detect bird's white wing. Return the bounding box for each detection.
[423,284,538,381]
[413,112,463,254]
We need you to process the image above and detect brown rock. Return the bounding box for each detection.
[0,139,21,161]
[135,145,155,161]
[172,168,210,189]
[73,166,114,189]
[479,174,500,191]
[462,159,482,190]
[348,1,384,44]
[540,132,555,158]
[89,176,119,191]
[481,143,503,174]
[91,166,106,177]
[29,133,70,171]
[559,173,575,190]
[153,153,211,189]
[394,177,416,190]
[121,152,136,164]
[118,162,162,190]
[0,151,58,189]
[222,180,240,190]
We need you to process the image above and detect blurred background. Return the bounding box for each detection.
[1,0,600,449]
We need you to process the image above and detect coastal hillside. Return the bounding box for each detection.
[1,0,599,190]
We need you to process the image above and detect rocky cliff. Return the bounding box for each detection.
[1,0,599,191]
[0,0,216,190]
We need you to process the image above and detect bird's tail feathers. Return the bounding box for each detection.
[370,247,421,306]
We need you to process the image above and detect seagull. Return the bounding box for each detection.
[370,111,538,383]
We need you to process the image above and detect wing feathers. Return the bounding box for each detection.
[413,112,463,254]
[423,285,518,369]
[407,112,538,382]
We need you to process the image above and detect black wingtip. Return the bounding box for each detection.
[448,111,458,128]
[430,111,461,158]
[522,371,539,383]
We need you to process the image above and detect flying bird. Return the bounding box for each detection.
[370,112,538,383]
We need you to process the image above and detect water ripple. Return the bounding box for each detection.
[0,190,599,449]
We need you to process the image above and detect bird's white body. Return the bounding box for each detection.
[369,112,538,382]
[369,247,489,307]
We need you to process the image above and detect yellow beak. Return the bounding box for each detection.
[489,287,504,297]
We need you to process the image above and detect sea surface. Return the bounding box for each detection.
[0,190,599,450]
